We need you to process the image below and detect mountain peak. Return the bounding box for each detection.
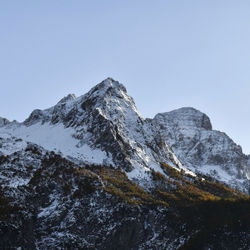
[86,78,127,99]
[101,77,125,89]
[155,107,212,130]
[57,94,76,104]
[80,78,142,123]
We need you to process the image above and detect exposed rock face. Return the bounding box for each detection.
[151,107,250,193]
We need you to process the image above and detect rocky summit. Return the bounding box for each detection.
[0,78,249,249]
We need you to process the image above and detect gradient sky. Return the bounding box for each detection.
[0,1,249,154]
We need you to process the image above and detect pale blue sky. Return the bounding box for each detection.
[0,1,250,153]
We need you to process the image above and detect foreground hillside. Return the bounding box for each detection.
[0,142,249,249]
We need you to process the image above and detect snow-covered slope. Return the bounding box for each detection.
[151,107,250,193]
[0,78,249,193]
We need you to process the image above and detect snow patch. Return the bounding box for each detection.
[199,165,234,182]
[0,123,111,165]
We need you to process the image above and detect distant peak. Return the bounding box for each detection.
[155,107,212,130]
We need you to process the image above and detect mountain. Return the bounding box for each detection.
[0,78,249,193]
[0,78,249,249]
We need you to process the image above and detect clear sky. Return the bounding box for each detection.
[0,1,249,154]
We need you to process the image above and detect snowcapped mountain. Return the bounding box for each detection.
[0,78,249,249]
[0,78,249,193]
